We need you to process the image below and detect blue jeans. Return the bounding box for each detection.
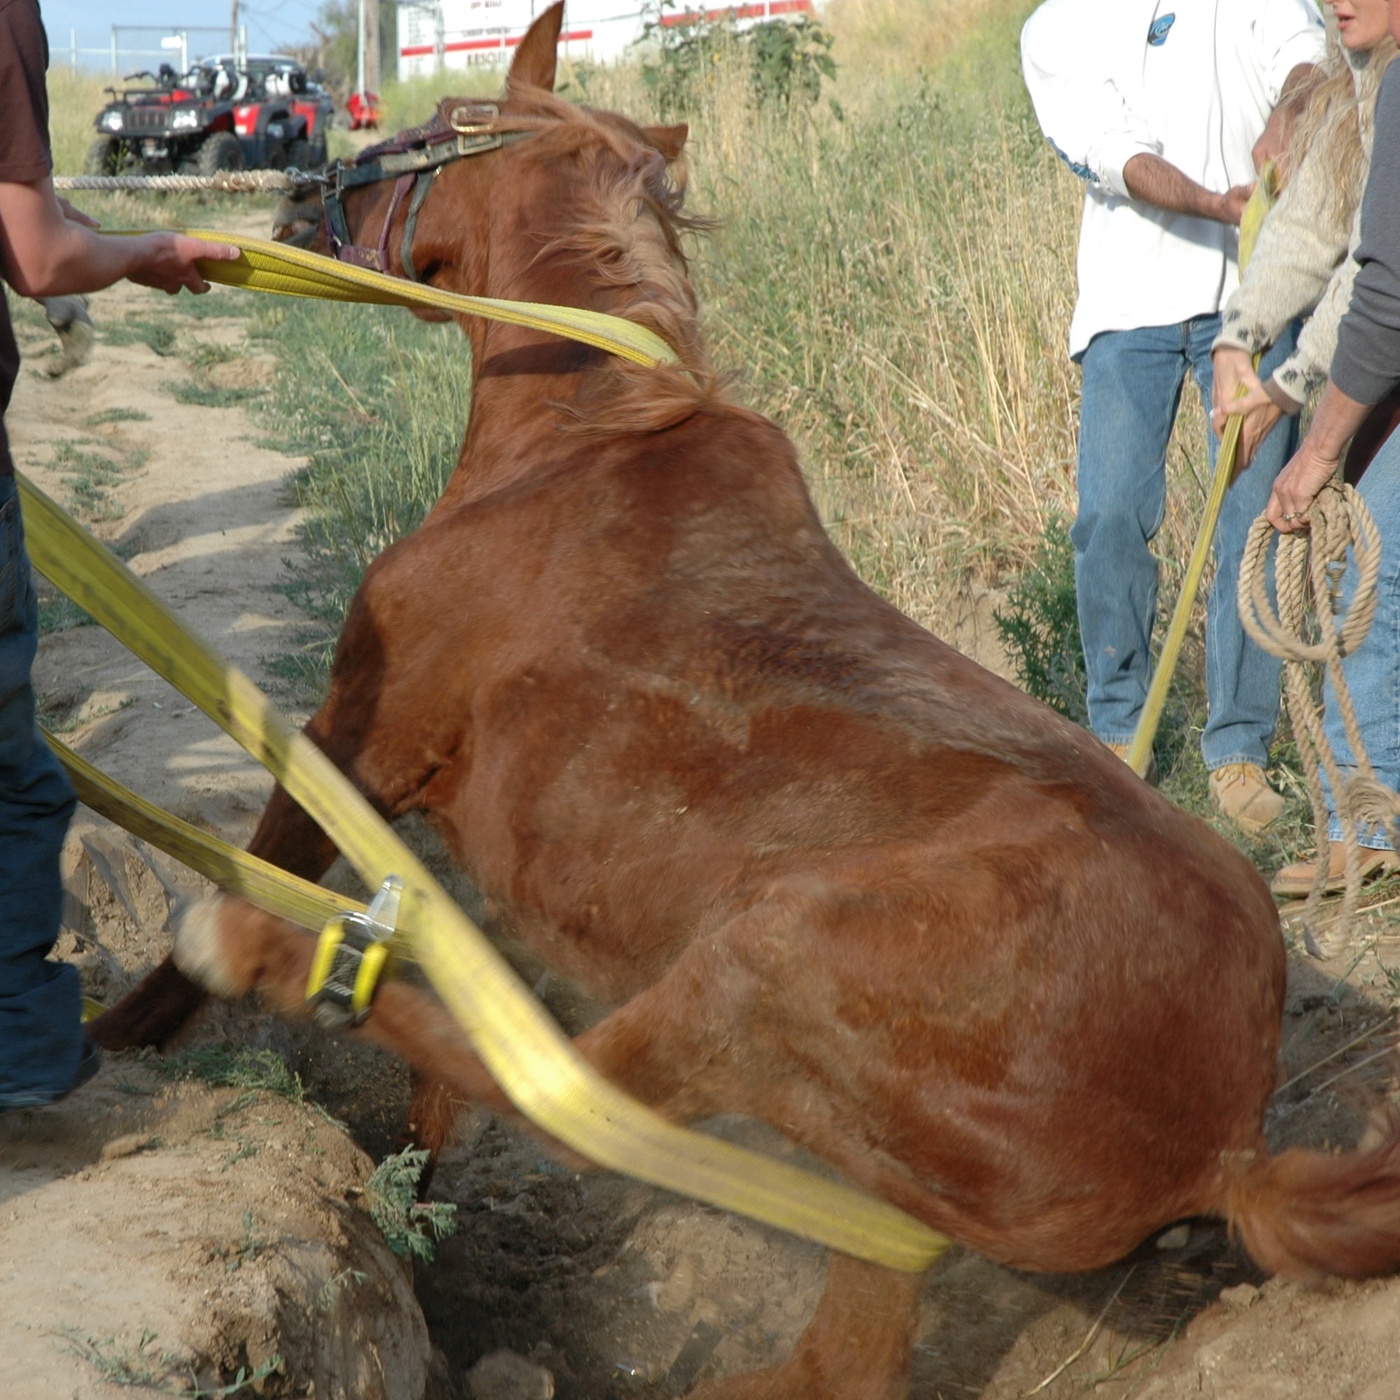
[0,474,82,1103]
[1073,316,1299,769]
[1324,426,1400,851]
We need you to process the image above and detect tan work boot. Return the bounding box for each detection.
[1208,763,1286,834]
[1270,842,1400,899]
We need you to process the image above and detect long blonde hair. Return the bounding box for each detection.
[1289,30,1397,222]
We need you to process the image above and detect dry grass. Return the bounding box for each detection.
[45,3,1221,662]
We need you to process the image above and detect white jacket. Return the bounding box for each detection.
[1022,0,1325,358]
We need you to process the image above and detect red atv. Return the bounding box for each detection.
[86,57,332,177]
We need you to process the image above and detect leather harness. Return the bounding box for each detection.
[319,101,543,277]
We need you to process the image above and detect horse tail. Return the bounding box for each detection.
[1226,1121,1400,1281]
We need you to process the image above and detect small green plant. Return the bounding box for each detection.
[102,318,177,356]
[365,1147,458,1262]
[993,518,1088,724]
[638,4,836,117]
[60,1326,177,1387]
[315,1267,370,1312]
[170,381,261,409]
[747,16,836,108]
[51,440,129,521]
[84,406,151,427]
[38,591,94,635]
[161,1045,305,1101]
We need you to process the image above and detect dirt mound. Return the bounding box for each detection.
[0,1060,428,1399]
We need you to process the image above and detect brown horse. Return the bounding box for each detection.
[92,7,1400,1396]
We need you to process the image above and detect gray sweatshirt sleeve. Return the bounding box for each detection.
[1331,64,1400,406]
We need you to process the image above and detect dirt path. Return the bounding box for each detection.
[4,208,1400,1400]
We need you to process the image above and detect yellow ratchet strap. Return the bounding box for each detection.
[46,726,361,932]
[179,229,679,369]
[306,876,403,1029]
[1125,167,1276,778]
[20,473,949,1274]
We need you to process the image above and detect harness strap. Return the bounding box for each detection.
[324,101,541,270]
[400,170,438,283]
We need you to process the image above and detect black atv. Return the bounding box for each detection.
[85,59,324,177]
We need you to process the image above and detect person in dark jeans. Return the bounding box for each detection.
[0,0,236,1108]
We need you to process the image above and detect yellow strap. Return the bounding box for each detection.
[21,473,948,1273]
[46,726,363,932]
[1125,168,1275,778]
[178,229,680,369]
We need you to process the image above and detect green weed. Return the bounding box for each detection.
[159,1045,305,1101]
[38,590,94,635]
[50,439,131,520]
[60,1322,282,1398]
[170,382,261,408]
[315,1267,370,1312]
[59,1326,178,1388]
[366,1147,458,1262]
[84,407,151,427]
[993,517,1086,724]
[102,319,178,356]
[244,299,468,693]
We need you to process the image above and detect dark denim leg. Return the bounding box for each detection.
[0,477,82,1104]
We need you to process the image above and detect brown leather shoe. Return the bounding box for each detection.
[1209,763,1286,834]
[1269,842,1400,899]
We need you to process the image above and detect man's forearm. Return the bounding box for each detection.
[0,178,146,297]
[1121,153,1242,223]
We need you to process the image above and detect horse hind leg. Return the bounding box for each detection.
[686,1253,926,1400]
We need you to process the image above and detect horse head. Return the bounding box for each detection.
[272,3,696,358]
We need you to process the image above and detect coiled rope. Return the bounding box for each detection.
[1238,478,1397,955]
[53,170,315,195]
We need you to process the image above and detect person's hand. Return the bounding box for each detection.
[126,232,240,295]
[1232,400,1285,480]
[1211,347,1260,429]
[1217,183,1254,226]
[1267,434,1342,532]
[56,196,99,230]
[1212,347,1285,477]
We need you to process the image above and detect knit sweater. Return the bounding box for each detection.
[1214,44,1391,409]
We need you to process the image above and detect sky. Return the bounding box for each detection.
[42,0,328,71]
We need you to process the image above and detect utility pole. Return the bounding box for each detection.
[366,0,381,93]
[356,0,366,95]
[230,0,238,56]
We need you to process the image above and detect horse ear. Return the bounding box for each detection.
[507,1,564,93]
[643,123,688,162]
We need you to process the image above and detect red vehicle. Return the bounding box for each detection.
[86,56,333,177]
[345,89,382,131]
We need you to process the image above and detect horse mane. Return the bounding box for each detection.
[506,86,730,436]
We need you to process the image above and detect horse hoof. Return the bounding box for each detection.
[171,897,245,998]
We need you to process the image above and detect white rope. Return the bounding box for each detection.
[53,169,319,195]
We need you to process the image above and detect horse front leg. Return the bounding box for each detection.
[87,702,366,1051]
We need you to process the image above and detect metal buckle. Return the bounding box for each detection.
[306,875,404,1031]
[447,100,500,136]
[449,101,506,156]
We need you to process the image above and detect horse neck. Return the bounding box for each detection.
[444,226,645,502]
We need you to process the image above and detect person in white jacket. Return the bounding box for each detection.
[1021,0,1322,831]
